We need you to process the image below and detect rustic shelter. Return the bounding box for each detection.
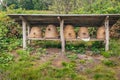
[8,14,120,52]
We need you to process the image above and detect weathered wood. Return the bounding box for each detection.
[20,16,30,26]
[60,19,65,53]
[105,16,109,51]
[28,38,104,42]
[8,14,120,27]
[66,38,104,41]
[28,38,60,41]
[27,25,30,35]
[22,20,27,49]
[27,25,31,44]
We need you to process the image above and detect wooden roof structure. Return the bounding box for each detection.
[8,14,120,27]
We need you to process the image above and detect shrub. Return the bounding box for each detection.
[109,39,120,56]
[101,51,111,58]
[93,65,116,80]
[36,48,47,56]
[102,59,117,67]
[66,54,78,61]
[0,52,14,68]
[16,49,30,61]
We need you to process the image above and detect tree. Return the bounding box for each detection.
[73,0,120,14]
[19,0,34,10]
[32,0,51,10]
[0,0,8,10]
[50,0,82,14]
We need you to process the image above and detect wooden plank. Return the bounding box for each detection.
[28,38,60,41]
[105,16,109,51]
[22,20,27,49]
[60,19,65,53]
[28,38,104,41]
[20,16,30,26]
[66,38,104,41]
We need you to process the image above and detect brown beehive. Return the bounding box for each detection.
[28,26,42,38]
[97,26,105,39]
[77,27,89,39]
[64,25,76,39]
[45,24,59,38]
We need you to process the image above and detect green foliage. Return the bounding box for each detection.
[1,0,51,10]
[91,41,104,54]
[36,48,47,56]
[0,53,14,68]
[0,38,22,52]
[66,42,86,54]
[45,41,61,48]
[84,64,117,80]
[66,41,104,54]
[93,65,116,80]
[93,73,116,80]
[1,60,87,80]
[52,62,86,80]
[101,51,111,58]
[88,27,97,38]
[33,0,52,10]
[73,0,120,14]
[66,53,78,61]
[109,39,120,56]
[16,49,30,61]
[79,60,86,64]
[102,59,118,67]
[1,0,120,14]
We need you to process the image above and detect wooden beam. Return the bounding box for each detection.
[20,16,30,26]
[105,16,109,51]
[60,19,65,53]
[57,16,62,21]
[22,20,27,49]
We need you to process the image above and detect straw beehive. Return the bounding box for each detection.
[77,27,89,39]
[97,26,105,39]
[64,25,76,39]
[28,26,42,38]
[45,24,59,38]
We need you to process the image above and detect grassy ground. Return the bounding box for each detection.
[0,39,120,80]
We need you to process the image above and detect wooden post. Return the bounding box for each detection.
[60,19,65,53]
[27,25,30,36]
[27,25,30,44]
[105,16,109,51]
[22,20,27,49]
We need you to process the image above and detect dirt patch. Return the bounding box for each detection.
[46,48,61,54]
[52,54,70,68]
[76,54,104,73]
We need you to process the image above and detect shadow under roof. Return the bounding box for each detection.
[8,14,120,27]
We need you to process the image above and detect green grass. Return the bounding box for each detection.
[0,39,120,80]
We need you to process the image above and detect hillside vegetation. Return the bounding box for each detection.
[0,0,120,80]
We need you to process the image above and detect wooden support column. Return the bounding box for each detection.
[27,25,30,35]
[20,16,31,49]
[105,16,109,51]
[22,20,27,49]
[27,25,31,44]
[60,19,65,53]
